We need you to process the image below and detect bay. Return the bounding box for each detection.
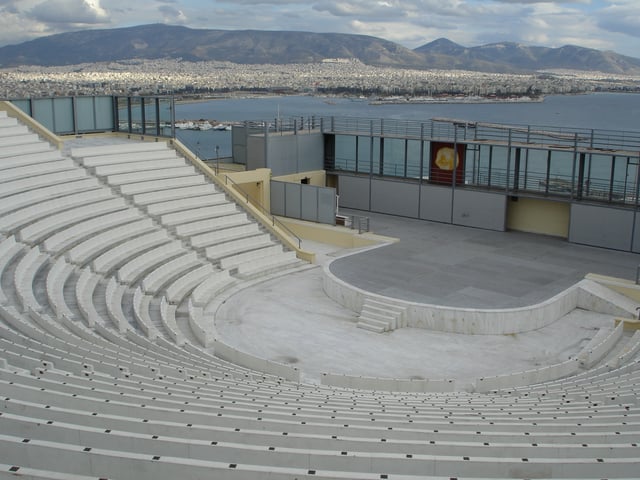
[175,92,640,160]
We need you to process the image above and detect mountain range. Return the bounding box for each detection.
[1,24,639,75]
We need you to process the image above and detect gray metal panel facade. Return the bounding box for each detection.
[271,180,336,225]
[285,182,302,218]
[419,184,453,224]
[318,187,337,225]
[232,126,248,165]
[268,136,298,176]
[265,133,324,175]
[301,187,318,222]
[633,213,640,254]
[270,180,286,217]
[452,189,506,231]
[247,135,265,170]
[338,175,370,211]
[297,134,325,172]
[569,204,634,251]
[370,179,420,217]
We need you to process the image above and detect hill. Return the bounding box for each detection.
[0,24,426,69]
[1,24,640,75]
[415,38,640,74]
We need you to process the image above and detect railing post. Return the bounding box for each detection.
[636,264,640,285]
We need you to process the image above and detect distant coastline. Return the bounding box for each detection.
[175,92,546,106]
[368,95,544,105]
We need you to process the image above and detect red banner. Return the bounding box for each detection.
[430,142,465,185]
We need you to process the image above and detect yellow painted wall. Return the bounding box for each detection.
[279,217,397,249]
[224,169,271,211]
[273,170,327,186]
[506,197,570,238]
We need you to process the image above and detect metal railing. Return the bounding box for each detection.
[319,115,640,154]
[223,174,303,249]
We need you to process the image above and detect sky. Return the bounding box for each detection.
[0,0,639,58]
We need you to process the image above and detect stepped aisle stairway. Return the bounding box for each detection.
[0,109,639,479]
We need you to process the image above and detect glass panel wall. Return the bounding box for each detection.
[546,150,574,197]
[357,136,371,174]
[334,135,355,171]
[116,97,129,132]
[159,97,173,136]
[94,96,114,131]
[76,97,96,131]
[52,97,74,133]
[32,98,54,132]
[421,141,430,179]
[372,137,381,175]
[129,97,143,134]
[382,138,405,177]
[406,139,421,178]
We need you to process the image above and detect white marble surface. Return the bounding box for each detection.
[214,241,617,386]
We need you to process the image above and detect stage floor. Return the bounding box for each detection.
[215,213,640,385]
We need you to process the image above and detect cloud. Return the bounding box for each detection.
[596,1,640,39]
[158,4,187,24]
[28,0,109,25]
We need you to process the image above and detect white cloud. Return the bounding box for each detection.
[158,4,188,24]
[29,0,109,24]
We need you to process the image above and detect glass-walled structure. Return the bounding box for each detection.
[11,95,175,137]
[323,117,640,207]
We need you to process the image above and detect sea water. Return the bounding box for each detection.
[175,92,640,160]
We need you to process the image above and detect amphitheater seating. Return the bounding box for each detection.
[0,109,638,479]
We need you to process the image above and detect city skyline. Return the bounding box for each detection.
[0,0,639,59]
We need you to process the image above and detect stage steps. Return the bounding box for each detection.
[356,297,406,333]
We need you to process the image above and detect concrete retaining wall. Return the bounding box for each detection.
[321,372,455,393]
[212,339,300,382]
[324,260,633,335]
[474,358,581,393]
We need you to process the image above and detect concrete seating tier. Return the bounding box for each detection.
[65,218,156,266]
[42,209,143,255]
[132,184,221,206]
[140,251,201,294]
[204,233,273,261]
[18,198,128,246]
[104,165,197,186]
[116,240,186,285]
[0,131,38,147]
[0,187,113,235]
[0,169,89,199]
[165,264,216,305]
[0,142,53,159]
[92,230,172,275]
[190,222,262,249]
[0,158,76,183]
[118,175,207,196]
[0,124,30,138]
[159,203,239,227]
[78,150,180,168]
[92,157,186,176]
[145,193,228,216]
[0,150,65,170]
[174,213,251,238]
[70,141,170,160]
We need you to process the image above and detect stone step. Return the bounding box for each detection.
[356,320,386,333]
[366,298,406,315]
[360,308,397,329]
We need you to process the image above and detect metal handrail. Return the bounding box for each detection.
[223,174,303,249]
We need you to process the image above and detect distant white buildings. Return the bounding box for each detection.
[1,58,638,99]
